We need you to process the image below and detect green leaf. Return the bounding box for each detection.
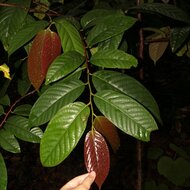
[98,33,123,50]
[0,0,31,50]
[4,116,41,143]
[55,19,84,55]
[130,3,190,24]
[0,153,7,190]
[29,79,85,126]
[87,14,137,47]
[90,49,138,69]
[0,94,10,106]
[157,156,190,186]
[46,51,85,84]
[13,104,32,116]
[8,20,48,56]
[81,9,120,29]
[40,102,90,167]
[94,90,158,141]
[170,27,190,52]
[92,70,162,123]
[0,128,20,153]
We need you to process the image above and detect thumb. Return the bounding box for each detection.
[82,171,96,189]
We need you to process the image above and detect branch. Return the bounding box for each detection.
[0,90,36,129]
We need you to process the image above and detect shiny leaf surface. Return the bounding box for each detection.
[0,128,20,153]
[8,20,48,56]
[87,14,137,47]
[81,9,119,29]
[46,51,85,84]
[0,0,31,50]
[29,79,85,126]
[40,102,90,167]
[92,70,162,124]
[55,19,84,55]
[84,130,110,189]
[90,49,138,69]
[94,90,158,141]
[4,116,41,143]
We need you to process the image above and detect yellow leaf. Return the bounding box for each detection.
[0,64,11,79]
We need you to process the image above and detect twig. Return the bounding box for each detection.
[0,90,36,129]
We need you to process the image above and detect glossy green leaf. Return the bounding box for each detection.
[0,153,7,190]
[57,67,84,84]
[8,20,48,56]
[92,70,162,123]
[94,90,158,141]
[30,127,43,139]
[4,116,41,143]
[81,9,119,29]
[87,14,137,47]
[0,128,20,153]
[46,51,85,84]
[98,33,123,50]
[29,79,85,126]
[170,27,190,52]
[0,0,31,50]
[90,49,138,69]
[157,156,190,186]
[55,19,84,55]
[40,102,90,167]
[13,104,32,116]
[130,3,190,23]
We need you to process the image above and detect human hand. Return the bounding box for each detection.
[60,171,96,190]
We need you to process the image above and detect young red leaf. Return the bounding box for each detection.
[84,130,110,190]
[27,29,61,90]
[94,116,120,153]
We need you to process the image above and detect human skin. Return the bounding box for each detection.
[60,171,96,190]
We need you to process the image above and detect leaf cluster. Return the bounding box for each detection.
[0,0,189,189]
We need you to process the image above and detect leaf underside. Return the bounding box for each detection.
[84,130,110,189]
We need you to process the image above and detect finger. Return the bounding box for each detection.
[60,173,90,189]
[81,171,96,189]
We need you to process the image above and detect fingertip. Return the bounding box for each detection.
[89,171,96,179]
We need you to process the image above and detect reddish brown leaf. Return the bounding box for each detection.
[84,130,110,189]
[27,29,61,90]
[94,116,120,153]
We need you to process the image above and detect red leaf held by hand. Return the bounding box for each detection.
[27,29,61,90]
[84,130,110,190]
[94,116,120,153]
